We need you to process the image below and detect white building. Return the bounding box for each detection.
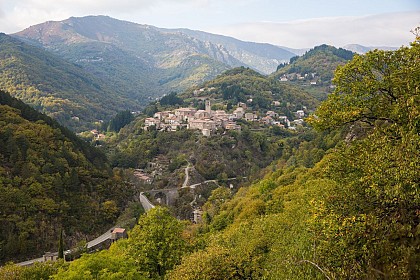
[245,112,257,121]
[295,110,305,119]
[194,110,211,119]
[266,111,278,118]
[188,119,216,131]
[232,107,245,119]
[144,118,161,129]
[175,108,196,121]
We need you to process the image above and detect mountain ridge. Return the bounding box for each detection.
[165,28,296,74]
[0,33,139,131]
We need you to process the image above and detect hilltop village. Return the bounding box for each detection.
[144,100,306,136]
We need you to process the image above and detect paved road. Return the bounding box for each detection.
[139,192,155,212]
[87,227,114,249]
[182,162,191,188]
[16,256,45,267]
[16,226,117,266]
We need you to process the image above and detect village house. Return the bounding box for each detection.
[165,115,178,124]
[213,110,229,119]
[111,228,127,241]
[272,101,281,107]
[188,119,216,131]
[261,116,274,125]
[245,112,257,121]
[278,116,290,127]
[144,117,161,129]
[237,102,247,109]
[266,111,278,118]
[174,108,196,121]
[154,111,173,120]
[194,110,211,119]
[295,110,305,119]
[202,128,211,137]
[232,107,245,119]
[274,122,285,128]
[96,133,106,141]
[170,122,182,131]
[224,122,241,131]
[134,169,153,184]
[293,119,305,126]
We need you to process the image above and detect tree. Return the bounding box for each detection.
[159,92,183,106]
[308,35,420,278]
[127,207,188,279]
[107,110,134,132]
[308,37,419,132]
[58,229,64,259]
[52,241,143,280]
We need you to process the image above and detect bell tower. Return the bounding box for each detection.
[205,100,211,115]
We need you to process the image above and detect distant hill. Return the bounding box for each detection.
[169,29,296,74]
[12,16,299,106]
[271,44,355,100]
[273,44,355,83]
[0,90,129,263]
[13,16,240,100]
[343,44,398,54]
[182,66,318,115]
[0,33,138,131]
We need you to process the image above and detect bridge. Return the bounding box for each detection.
[139,188,179,208]
[15,227,126,267]
[139,192,155,211]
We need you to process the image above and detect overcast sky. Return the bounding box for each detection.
[0,0,419,48]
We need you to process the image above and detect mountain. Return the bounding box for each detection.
[271,44,355,100]
[13,16,240,100]
[0,90,130,263]
[279,46,309,56]
[12,16,298,105]
[168,29,296,74]
[273,44,355,83]
[343,44,398,54]
[182,66,318,114]
[0,33,138,131]
[107,66,321,219]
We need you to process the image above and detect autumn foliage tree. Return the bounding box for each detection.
[308,32,420,278]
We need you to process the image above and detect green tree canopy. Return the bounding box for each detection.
[127,207,188,279]
[308,34,420,278]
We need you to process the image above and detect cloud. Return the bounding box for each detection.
[0,1,418,50]
[209,11,420,48]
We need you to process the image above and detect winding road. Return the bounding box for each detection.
[139,192,155,212]
[182,162,191,188]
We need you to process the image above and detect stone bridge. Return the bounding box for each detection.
[143,188,179,206]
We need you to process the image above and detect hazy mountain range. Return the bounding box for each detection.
[0,15,397,130]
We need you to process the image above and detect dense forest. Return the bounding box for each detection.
[1,35,418,279]
[0,91,132,263]
[273,44,354,84]
[0,33,139,131]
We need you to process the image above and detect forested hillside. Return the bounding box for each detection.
[0,33,137,131]
[13,16,235,100]
[182,66,319,116]
[274,44,354,83]
[109,66,327,218]
[0,91,131,263]
[1,34,418,280]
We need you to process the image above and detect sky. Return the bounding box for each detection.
[0,0,419,48]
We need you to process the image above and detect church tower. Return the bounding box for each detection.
[205,100,211,115]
